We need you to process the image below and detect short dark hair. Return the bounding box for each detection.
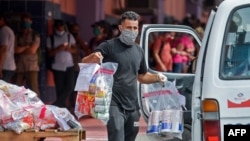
[0,13,7,22]
[54,19,65,27]
[120,11,140,23]
[21,12,32,20]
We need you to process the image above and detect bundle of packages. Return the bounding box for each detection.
[74,62,118,124]
[141,81,186,140]
[0,80,82,133]
[0,89,34,134]
[31,105,57,130]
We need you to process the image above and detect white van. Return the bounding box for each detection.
[138,0,250,141]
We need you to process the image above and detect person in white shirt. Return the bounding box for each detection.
[46,19,77,108]
[0,13,16,82]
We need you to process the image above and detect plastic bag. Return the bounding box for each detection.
[0,80,26,96]
[31,105,57,130]
[74,62,118,124]
[8,89,44,111]
[0,80,44,111]
[0,90,34,134]
[142,81,185,140]
[47,105,82,131]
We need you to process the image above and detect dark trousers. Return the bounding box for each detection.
[173,63,183,73]
[107,105,141,141]
[2,70,15,83]
[15,71,40,97]
[69,70,79,108]
[53,66,75,108]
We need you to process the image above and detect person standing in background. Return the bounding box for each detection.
[69,22,91,73]
[14,13,40,96]
[0,13,16,82]
[69,22,91,108]
[46,20,77,108]
[152,32,174,72]
[88,20,112,51]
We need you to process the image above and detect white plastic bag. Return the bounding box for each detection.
[0,90,34,134]
[47,105,82,131]
[74,62,118,124]
[142,81,185,140]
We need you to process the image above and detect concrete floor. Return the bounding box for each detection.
[44,116,149,141]
[41,83,188,141]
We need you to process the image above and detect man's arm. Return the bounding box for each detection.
[65,43,77,54]
[22,35,40,54]
[137,72,167,84]
[137,72,159,84]
[153,38,166,71]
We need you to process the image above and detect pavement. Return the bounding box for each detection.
[44,116,150,141]
[79,116,148,141]
[41,79,152,141]
[43,113,190,141]
[41,80,167,141]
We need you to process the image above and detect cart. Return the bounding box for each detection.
[0,129,85,141]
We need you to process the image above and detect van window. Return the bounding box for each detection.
[221,7,250,79]
[148,31,199,74]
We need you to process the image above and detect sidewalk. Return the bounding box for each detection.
[80,116,148,141]
[42,77,150,141]
[44,116,148,141]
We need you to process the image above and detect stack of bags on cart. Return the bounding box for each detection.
[0,80,82,134]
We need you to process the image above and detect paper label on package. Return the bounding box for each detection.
[74,63,100,91]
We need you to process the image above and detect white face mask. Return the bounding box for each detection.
[56,30,65,36]
[119,29,138,46]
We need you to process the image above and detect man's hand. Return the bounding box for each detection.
[81,52,103,63]
[157,73,167,87]
[157,73,167,82]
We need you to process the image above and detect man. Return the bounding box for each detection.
[46,20,77,108]
[14,13,41,96]
[0,13,16,82]
[82,11,167,141]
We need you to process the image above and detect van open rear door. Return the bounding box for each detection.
[138,24,201,140]
[139,1,250,141]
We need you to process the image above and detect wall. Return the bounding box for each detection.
[76,0,105,43]
[163,0,185,21]
[47,0,76,16]
[104,0,186,23]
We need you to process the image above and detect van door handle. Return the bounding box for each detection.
[197,113,202,120]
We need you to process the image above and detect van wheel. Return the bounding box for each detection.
[167,124,191,141]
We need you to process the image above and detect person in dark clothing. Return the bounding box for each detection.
[14,13,41,96]
[88,20,112,51]
[69,23,91,108]
[82,11,167,141]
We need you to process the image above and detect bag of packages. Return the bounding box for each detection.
[0,89,34,134]
[74,62,118,124]
[47,105,82,131]
[142,81,186,140]
[0,80,44,111]
[31,105,57,130]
